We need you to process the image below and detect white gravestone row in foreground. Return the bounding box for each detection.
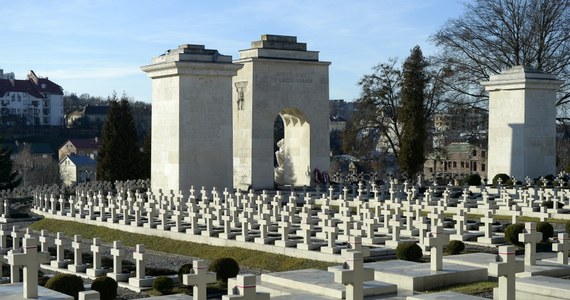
[2,220,568,300]
[1,232,270,299]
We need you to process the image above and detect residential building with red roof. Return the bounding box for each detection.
[58,137,101,161]
[0,70,64,126]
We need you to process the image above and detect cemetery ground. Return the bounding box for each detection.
[2,196,559,299]
[4,217,502,299]
[3,182,570,300]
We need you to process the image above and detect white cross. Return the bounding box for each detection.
[332,250,374,300]
[424,225,449,271]
[132,244,146,279]
[182,260,216,300]
[7,237,50,299]
[488,245,517,300]
[518,222,542,266]
[223,274,269,300]
[552,232,569,265]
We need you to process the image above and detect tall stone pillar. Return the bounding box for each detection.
[232,35,331,190]
[142,45,242,193]
[482,66,563,180]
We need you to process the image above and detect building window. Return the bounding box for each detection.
[482,150,486,158]
[453,161,457,168]
[482,164,486,172]
[473,162,477,171]
[472,149,477,156]
[461,161,464,168]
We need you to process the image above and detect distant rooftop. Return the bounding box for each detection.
[65,155,96,166]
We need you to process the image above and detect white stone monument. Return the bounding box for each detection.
[233,34,330,189]
[488,245,517,300]
[182,260,216,300]
[142,44,242,192]
[482,66,563,179]
[7,237,50,299]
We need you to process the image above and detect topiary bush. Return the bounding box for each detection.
[462,174,482,186]
[492,173,512,186]
[45,273,84,300]
[208,257,240,283]
[396,242,423,261]
[447,240,465,255]
[152,276,174,295]
[91,276,118,300]
[541,200,565,209]
[504,223,525,247]
[536,221,554,242]
[178,262,193,283]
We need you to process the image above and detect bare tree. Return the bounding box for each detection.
[432,0,570,109]
[14,145,61,187]
[349,57,451,161]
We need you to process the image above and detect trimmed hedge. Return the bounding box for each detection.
[208,257,240,283]
[447,240,465,255]
[462,174,482,186]
[45,274,84,300]
[504,223,525,247]
[492,173,512,186]
[153,276,174,295]
[91,276,118,300]
[178,263,193,284]
[396,242,423,261]
[536,222,553,242]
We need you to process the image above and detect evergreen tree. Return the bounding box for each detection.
[139,130,151,179]
[97,93,141,181]
[398,46,428,178]
[0,137,21,190]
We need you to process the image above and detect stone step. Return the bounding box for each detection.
[261,269,396,299]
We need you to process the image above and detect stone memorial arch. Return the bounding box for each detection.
[233,35,330,189]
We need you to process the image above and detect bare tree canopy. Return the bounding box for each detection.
[432,0,570,108]
[349,55,449,160]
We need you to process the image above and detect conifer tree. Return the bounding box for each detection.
[398,46,428,178]
[97,93,141,181]
[139,130,151,180]
[0,137,21,190]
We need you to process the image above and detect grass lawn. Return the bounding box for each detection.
[29,218,333,272]
[425,281,497,295]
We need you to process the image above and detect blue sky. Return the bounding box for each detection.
[1,0,465,103]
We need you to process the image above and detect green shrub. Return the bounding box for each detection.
[504,223,525,247]
[566,220,570,235]
[91,276,117,300]
[208,257,240,283]
[462,174,482,186]
[396,242,423,261]
[178,263,193,283]
[536,222,554,242]
[447,240,465,255]
[152,276,174,295]
[146,267,177,276]
[492,173,512,186]
[541,200,565,209]
[45,274,84,300]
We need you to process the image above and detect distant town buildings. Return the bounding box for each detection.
[58,138,101,161]
[59,155,97,185]
[0,69,15,80]
[329,99,354,132]
[65,104,109,128]
[424,142,488,181]
[0,70,64,126]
